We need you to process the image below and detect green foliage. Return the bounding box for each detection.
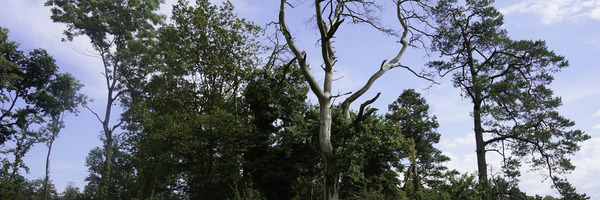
[488,175,529,200]
[322,107,410,199]
[116,0,263,199]
[60,182,84,200]
[45,0,164,47]
[0,175,59,200]
[45,0,164,198]
[386,89,450,198]
[82,137,137,200]
[230,183,266,200]
[441,173,480,200]
[1,26,80,145]
[244,62,317,200]
[0,26,85,200]
[16,0,589,199]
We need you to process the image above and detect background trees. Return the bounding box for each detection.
[0,26,84,200]
[386,89,450,199]
[0,0,593,199]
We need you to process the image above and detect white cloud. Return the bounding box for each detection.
[515,138,600,198]
[519,171,557,197]
[590,7,600,19]
[500,0,600,24]
[594,124,600,129]
[594,109,600,116]
[440,133,475,149]
[568,138,600,198]
[442,151,478,174]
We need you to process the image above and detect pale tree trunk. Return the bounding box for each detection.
[319,97,338,199]
[44,115,66,200]
[43,118,58,200]
[43,137,53,200]
[84,50,122,200]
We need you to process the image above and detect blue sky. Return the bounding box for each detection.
[1,0,599,198]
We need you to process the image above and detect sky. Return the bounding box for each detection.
[1,0,599,198]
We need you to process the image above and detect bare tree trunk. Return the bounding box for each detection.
[43,133,56,200]
[474,101,488,200]
[43,116,63,200]
[319,98,339,199]
[83,49,121,200]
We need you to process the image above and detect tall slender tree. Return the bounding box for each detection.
[278,1,434,199]
[428,0,589,199]
[0,26,85,200]
[44,1,163,199]
[40,73,85,200]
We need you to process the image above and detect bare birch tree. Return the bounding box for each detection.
[278,1,434,199]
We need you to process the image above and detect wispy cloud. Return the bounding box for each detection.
[594,110,600,116]
[440,133,475,149]
[500,0,600,24]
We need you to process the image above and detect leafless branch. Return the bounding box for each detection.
[353,92,381,124]
[397,64,438,84]
[83,103,104,124]
[279,0,325,99]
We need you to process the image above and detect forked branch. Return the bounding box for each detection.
[341,0,428,120]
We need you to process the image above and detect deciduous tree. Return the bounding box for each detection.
[41,73,85,200]
[0,27,85,200]
[44,0,163,199]
[119,0,262,198]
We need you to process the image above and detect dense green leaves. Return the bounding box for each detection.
[1,27,65,144]
[44,0,164,199]
[386,89,449,199]
[118,0,263,199]
[83,138,136,200]
[45,0,163,47]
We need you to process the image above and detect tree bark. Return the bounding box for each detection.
[473,100,488,199]
[97,49,119,200]
[319,97,339,199]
